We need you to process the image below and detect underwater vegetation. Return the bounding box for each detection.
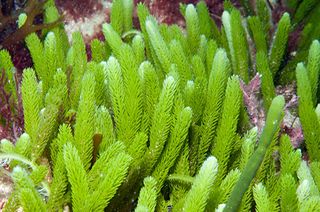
[1,0,320,211]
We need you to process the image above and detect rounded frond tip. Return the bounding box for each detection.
[282,12,290,21]
[186,80,194,87]
[145,17,157,29]
[222,11,231,20]
[164,75,175,85]
[311,39,320,47]
[215,48,228,60]
[106,56,120,67]
[296,62,305,70]
[102,23,113,35]
[186,4,197,15]
[99,61,107,67]
[200,156,219,174]
[46,31,56,40]
[271,95,285,108]
[216,204,226,212]
[18,13,27,28]
[143,176,157,187]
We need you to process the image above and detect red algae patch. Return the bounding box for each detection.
[55,0,112,43]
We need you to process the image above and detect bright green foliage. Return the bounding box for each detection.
[87,62,107,106]
[45,69,68,109]
[212,76,242,181]
[152,107,192,190]
[17,13,27,28]
[105,56,125,135]
[280,174,298,212]
[196,1,212,39]
[185,4,200,55]
[307,40,320,105]
[87,149,132,211]
[139,61,161,134]
[212,169,241,208]
[91,39,107,63]
[311,162,320,192]
[294,0,318,24]
[136,3,154,62]
[145,76,177,173]
[253,183,277,212]
[73,72,95,171]
[44,5,68,69]
[224,95,285,211]
[238,127,258,171]
[269,13,291,77]
[296,62,320,161]
[169,39,192,87]
[132,35,146,64]
[63,143,90,211]
[145,18,172,72]
[0,50,16,100]
[48,125,72,210]
[110,0,124,34]
[197,49,231,167]
[122,0,134,32]
[206,39,218,72]
[103,23,124,57]
[135,177,158,212]
[279,135,301,176]
[117,44,143,144]
[21,69,42,147]
[183,156,218,212]
[0,50,14,76]
[256,51,276,110]
[197,35,208,62]
[25,33,45,79]
[87,141,126,189]
[95,106,116,153]
[11,167,46,212]
[248,16,268,54]
[70,32,87,109]
[127,132,148,169]
[3,1,320,211]
[186,56,207,123]
[222,10,249,82]
[297,160,320,196]
[63,141,132,211]
[256,0,271,36]
[43,32,59,94]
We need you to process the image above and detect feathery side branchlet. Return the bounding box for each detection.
[306,40,320,106]
[256,51,275,110]
[183,156,218,212]
[253,183,277,211]
[256,0,271,37]
[145,75,177,174]
[211,75,242,183]
[248,16,268,55]
[135,177,158,212]
[69,32,87,109]
[73,72,96,171]
[269,12,291,77]
[0,50,16,102]
[296,63,320,161]
[21,69,42,149]
[145,17,172,72]
[152,107,192,192]
[197,49,231,168]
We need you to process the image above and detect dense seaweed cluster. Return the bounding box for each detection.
[1,0,320,211]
